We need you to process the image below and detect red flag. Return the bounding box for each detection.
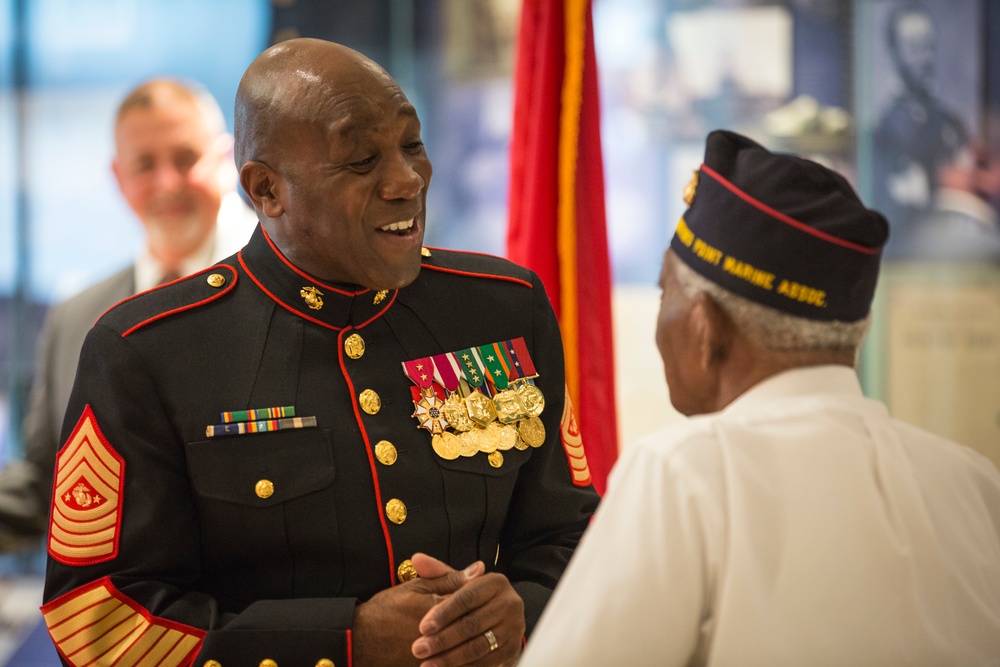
[506,0,617,495]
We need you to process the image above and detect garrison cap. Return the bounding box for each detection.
[670,130,889,321]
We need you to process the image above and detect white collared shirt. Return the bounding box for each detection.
[521,365,1000,666]
[133,192,257,293]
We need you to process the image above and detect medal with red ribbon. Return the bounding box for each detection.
[403,358,449,435]
[433,353,475,432]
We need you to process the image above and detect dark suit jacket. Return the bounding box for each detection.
[0,267,133,551]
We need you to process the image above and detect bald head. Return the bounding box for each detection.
[234,38,398,169]
[234,38,431,290]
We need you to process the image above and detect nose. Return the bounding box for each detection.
[379,152,425,201]
[151,163,186,193]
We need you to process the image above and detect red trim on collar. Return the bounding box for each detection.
[239,252,396,331]
[260,225,377,298]
[239,252,343,331]
[121,266,237,338]
[357,290,398,328]
[422,264,534,289]
[337,328,397,586]
[700,163,880,255]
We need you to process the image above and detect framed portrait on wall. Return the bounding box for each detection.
[862,0,999,261]
[859,0,1000,468]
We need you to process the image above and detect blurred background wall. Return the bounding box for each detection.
[1,0,998,501]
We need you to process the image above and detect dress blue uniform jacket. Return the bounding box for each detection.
[42,225,599,666]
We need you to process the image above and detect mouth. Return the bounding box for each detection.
[377,218,416,236]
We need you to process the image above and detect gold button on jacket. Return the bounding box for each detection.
[344,333,365,359]
[397,559,418,582]
[255,479,274,499]
[375,440,397,465]
[359,389,381,415]
[386,498,407,524]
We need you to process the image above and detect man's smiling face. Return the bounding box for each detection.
[261,62,432,289]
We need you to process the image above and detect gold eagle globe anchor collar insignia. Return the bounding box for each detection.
[239,225,401,330]
[401,337,547,467]
[301,286,324,310]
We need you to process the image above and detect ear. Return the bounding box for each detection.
[111,159,123,190]
[240,161,284,218]
[690,293,732,372]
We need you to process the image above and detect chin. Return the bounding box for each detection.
[374,257,423,291]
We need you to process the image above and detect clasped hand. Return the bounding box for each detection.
[353,553,524,667]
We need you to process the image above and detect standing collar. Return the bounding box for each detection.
[237,225,397,331]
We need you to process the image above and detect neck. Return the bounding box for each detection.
[713,343,856,412]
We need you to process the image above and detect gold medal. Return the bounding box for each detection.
[516,382,545,417]
[493,389,527,424]
[487,451,504,468]
[513,436,529,451]
[519,416,546,448]
[491,421,518,451]
[432,432,462,460]
[478,424,500,453]
[441,393,474,432]
[465,389,497,427]
[459,429,481,457]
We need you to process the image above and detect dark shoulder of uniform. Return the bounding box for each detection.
[96,263,239,338]
[419,247,536,288]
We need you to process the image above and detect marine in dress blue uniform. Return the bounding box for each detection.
[42,39,597,667]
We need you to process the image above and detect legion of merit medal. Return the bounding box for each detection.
[404,359,449,435]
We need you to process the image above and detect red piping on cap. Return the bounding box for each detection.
[700,163,880,255]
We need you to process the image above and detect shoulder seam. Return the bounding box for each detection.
[121,265,238,338]
[422,264,533,289]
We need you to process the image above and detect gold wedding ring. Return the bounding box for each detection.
[484,629,499,652]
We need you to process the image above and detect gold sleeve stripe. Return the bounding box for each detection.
[49,406,125,566]
[559,387,592,487]
[51,508,118,533]
[59,439,121,488]
[49,521,117,547]
[42,578,205,667]
[112,626,168,667]
[42,584,112,626]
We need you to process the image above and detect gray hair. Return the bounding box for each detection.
[672,256,872,351]
[116,78,227,139]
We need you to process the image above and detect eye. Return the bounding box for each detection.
[349,154,378,172]
[403,140,424,154]
[133,156,155,174]
[174,150,201,173]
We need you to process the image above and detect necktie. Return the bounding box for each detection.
[158,271,181,286]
